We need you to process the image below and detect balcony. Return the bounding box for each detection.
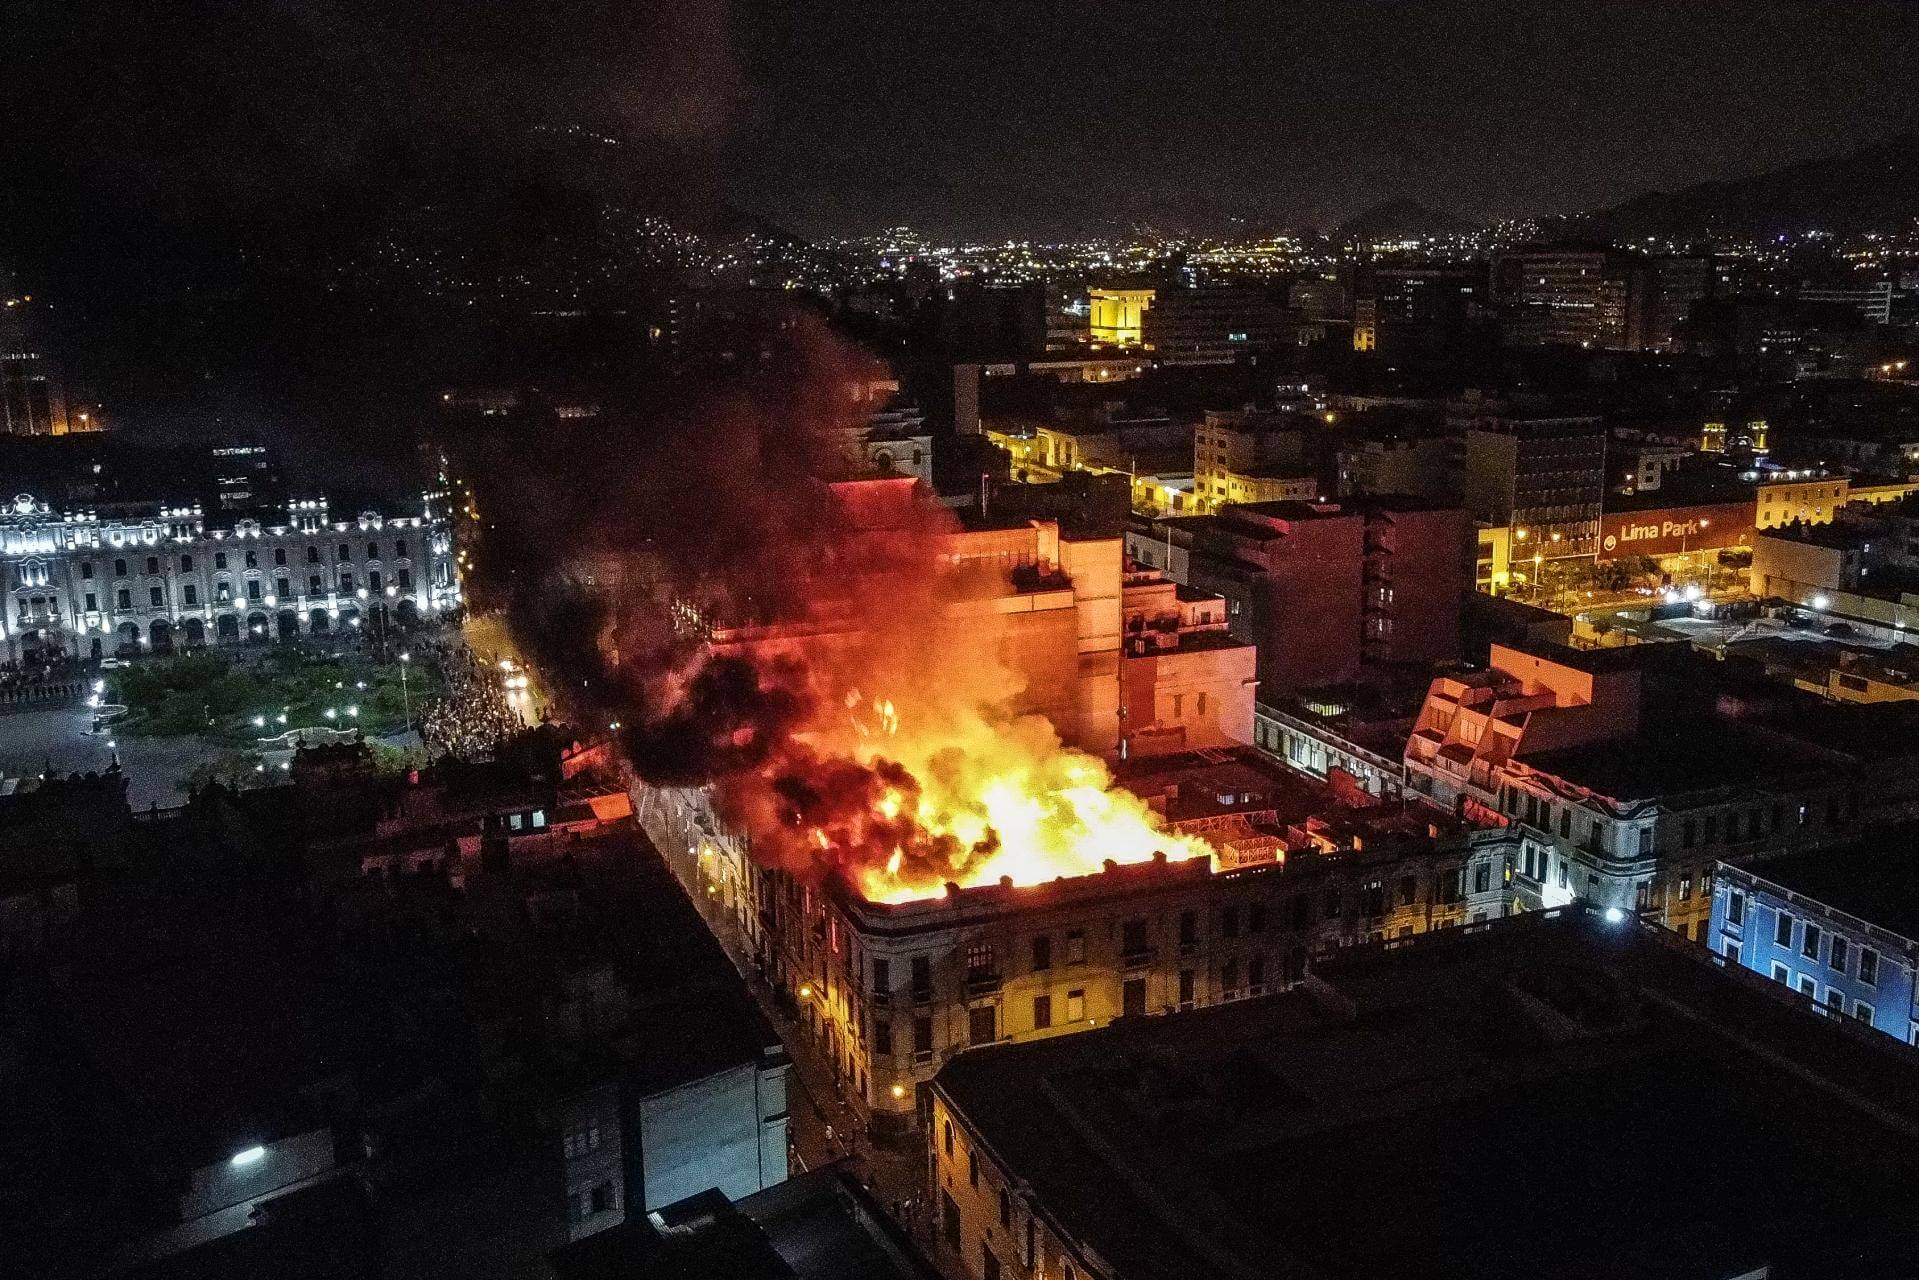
[1120,945,1155,970]
[963,971,1003,997]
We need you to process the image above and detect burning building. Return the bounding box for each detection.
[639,745,1511,1135]
[499,338,1504,1134]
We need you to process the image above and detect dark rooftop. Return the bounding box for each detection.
[1736,825,1919,943]
[935,908,1919,1280]
[1515,713,1826,800]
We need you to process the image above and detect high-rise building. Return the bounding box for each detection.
[1492,245,1638,348]
[1190,409,1314,514]
[1127,497,1468,695]
[1454,391,1606,562]
[0,282,75,436]
[1142,283,1286,365]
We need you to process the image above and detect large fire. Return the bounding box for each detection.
[732,681,1218,905]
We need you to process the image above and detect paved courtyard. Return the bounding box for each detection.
[0,704,229,809]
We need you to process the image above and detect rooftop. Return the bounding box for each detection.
[1514,711,1825,801]
[1734,824,1919,944]
[935,909,1919,1280]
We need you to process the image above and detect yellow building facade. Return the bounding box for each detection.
[1087,287,1154,348]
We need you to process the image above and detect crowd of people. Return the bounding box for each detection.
[420,648,526,760]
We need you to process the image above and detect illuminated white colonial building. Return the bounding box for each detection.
[0,492,458,661]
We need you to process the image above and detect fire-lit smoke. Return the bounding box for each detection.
[484,305,1213,902]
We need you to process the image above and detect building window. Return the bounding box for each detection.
[1121,976,1147,1017]
[1065,930,1086,965]
[590,1183,613,1214]
[942,1193,960,1252]
[1797,975,1817,999]
[913,1016,933,1054]
[871,957,889,993]
[1120,918,1149,957]
[968,1004,997,1046]
[214,553,227,571]
[1802,924,1821,959]
[182,585,197,606]
[999,1189,1011,1229]
[1727,892,1745,926]
[339,571,355,593]
[276,577,289,599]
[246,580,262,601]
[1682,817,1696,848]
[147,586,161,607]
[943,1120,954,1157]
[1066,989,1085,1021]
[367,540,379,560]
[1825,988,1846,1016]
[1774,912,1793,948]
[966,944,996,982]
[244,550,257,569]
[307,545,320,564]
[873,1018,892,1055]
[1724,941,1742,968]
[394,539,408,558]
[1855,1002,1875,1024]
[180,555,193,572]
[1860,948,1880,986]
[309,574,323,594]
[1031,935,1051,971]
[1178,911,1198,949]
[116,588,131,609]
[338,542,350,560]
[1248,902,1266,933]
[1248,957,1266,994]
[1032,995,1052,1029]
[397,567,413,589]
[1678,874,1692,902]
[1830,935,1848,973]
[967,1150,978,1189]
[274,547,287,566]
[114,558,127,576]
[1178,969,1195,1007]
[84,592,97,611]
[983,1245,1000,1280]
[1397,875,1416,907]
[911,955,932,998]
[1771,962,1790,984]
[81,562,93,579]
[1222,905,1240,938]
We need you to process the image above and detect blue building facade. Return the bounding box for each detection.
[1710,860,1918,1045]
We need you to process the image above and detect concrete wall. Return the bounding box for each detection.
[638,1061,788,1211]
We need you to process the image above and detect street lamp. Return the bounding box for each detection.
[399,651,412,729]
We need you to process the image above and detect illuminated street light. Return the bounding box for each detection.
[798,983,814,1000]
[323,707,337,720]
[229,1146,266,1167]
[1811,594,1831,611]
[1604,907,1626,925]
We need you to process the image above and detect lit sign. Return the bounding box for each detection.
[1597,502,1754,560]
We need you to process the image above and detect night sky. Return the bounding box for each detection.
[5,0,1915,244]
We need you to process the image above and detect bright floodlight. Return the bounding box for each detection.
[1811,594,1831,611]
[1604,907,1626,924]
[230,1146,265,1166]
